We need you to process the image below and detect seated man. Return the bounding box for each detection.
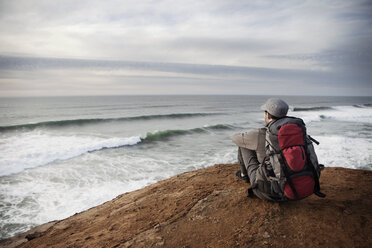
[232,98,289,201]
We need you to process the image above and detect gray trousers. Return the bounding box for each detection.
[238,147,259,184]
[238,147,284,201]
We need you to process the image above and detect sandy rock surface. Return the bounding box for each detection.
[1,164,371,248]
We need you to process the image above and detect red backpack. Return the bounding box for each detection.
[265,117,325,200]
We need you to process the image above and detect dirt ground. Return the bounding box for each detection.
[1,164,371,248]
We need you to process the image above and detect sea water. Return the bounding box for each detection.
[0,95,371,239]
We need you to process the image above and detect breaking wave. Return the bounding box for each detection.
[0,124,235,177]
[292,106,333,112]
[141,124,235,142]
[0,113,220,132]
[292,104,372,112]
[291,104,372,124]
[0,135,142,177]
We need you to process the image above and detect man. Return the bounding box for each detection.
[232,98,290,201]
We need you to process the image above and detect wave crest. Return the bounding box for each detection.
[0,123,235,176]
[0,113,220,132]
[292,106,333,112]
[141,124,235,143]
[293,104,371,113]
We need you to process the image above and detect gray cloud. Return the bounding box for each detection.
[166,37,284,54]
[1,55,368,93]
[0,0,371,96]
[0,55,336,80]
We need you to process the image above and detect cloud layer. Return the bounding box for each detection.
[0,0,371,96]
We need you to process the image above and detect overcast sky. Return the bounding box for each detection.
[0,0,371,96]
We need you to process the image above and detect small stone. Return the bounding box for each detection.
[343,209,352,215]
[154,223,161,230]
[263,232,270,238]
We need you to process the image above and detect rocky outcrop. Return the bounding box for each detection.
[1,164,371,247]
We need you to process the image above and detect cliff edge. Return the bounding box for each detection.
[1,164,371,248]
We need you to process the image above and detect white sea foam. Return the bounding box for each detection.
[329,106,372,123]
[0,131,141,176]
[314,135,372,169]
[291,105,372,124]
[0,151,178,238]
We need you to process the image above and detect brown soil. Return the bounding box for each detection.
[1,164,371,248]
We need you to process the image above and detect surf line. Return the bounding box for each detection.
[0,113,223,132]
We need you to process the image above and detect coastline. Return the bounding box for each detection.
[1,164,371,248]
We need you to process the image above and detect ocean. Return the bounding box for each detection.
[0,95,371,239]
